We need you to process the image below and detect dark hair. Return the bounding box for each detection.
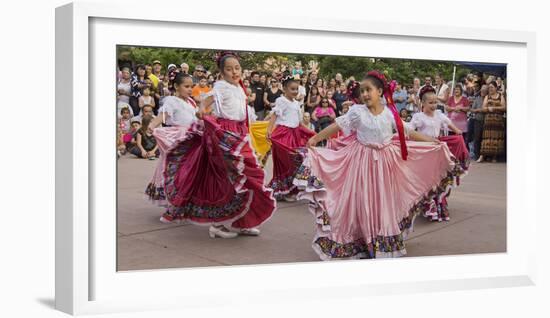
[139,115,153,135]
[135,64,146,73]
[142,104,154,111]
[363,74,385,97]
[454,84,464,94]
[251,71,260,78]
[120,107,130,115]
[310,86,319,95]
[216,52,240,69]
[197,75,207,81]
[489,80,498,88]
[174,72,192,87]
[320,97,330,105]
[347,80,361,101]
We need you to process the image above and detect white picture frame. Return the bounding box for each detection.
[55,1,537,315]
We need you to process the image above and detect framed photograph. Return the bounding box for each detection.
[56,2,537,315]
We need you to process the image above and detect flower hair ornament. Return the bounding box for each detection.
[367,70,408,160]
[419,85,436,101]
[281,72,295,86]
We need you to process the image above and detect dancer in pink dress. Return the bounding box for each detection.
[298,71,459,260]
[409,85,469,221]
[266,73,315,201]
[161,52,276,239]
[145,73,197,210]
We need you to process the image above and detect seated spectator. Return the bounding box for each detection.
[131,104,155,124]
[312,97,336,132]
[129,115,160,160]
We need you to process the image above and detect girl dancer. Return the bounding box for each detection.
[162,51,276,239]
[409,85,469,221]
[266,73,316,201]
[298,71,458,260]
[145,72,198,209]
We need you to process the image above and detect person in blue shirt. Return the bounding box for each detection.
[392,81,408,112]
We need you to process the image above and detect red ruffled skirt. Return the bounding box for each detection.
[268,125,315,198]
[161,116,276,229]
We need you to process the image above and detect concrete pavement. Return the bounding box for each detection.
[117,154,506,271]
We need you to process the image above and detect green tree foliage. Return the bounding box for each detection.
[117,46,473,85]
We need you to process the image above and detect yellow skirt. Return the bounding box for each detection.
[249,121,271,166]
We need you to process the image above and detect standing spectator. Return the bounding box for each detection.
[250,72,266,120]
[191,76,212,104]
[259,74,267,86]
[296,75,307,111]
[496,76,505,94]
[392,81,408,112]
[180,63,189,74]
[335,73,344,85]
[158,76,171,106]
[446,85,470,143]
[263,78,283,113]
[326,89,337,110]
[145,63,160,115]
[192,64,207,84]
[117,67,132,106]
[327,78,338,92]
[152,60,164,81]
[478,81,506,163]
[138,87,156,114]
[117,51,134,72]
[434,74,450,113]
[333,83,348,115]
[419,76,434,97]
[315,78,326,97]
[130,65,149,116]
[469,84,487,160]
[305,70,318,101]
[167,64,179,94]
[207,74,215,87]
[305,85,321,114]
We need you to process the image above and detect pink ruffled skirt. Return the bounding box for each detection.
[298,135,458,260]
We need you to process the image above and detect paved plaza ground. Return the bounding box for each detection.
[117,154,506,271]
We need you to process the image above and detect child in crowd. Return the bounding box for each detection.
[191,76,212,104]
[130,115,159,159]
[138,87,156,114]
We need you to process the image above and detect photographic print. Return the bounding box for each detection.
[115,46,506,271]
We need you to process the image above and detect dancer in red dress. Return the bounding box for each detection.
[266,73,315,201]
[161,52,276,239]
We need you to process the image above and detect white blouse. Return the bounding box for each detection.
[272,96,301,128]
[335,104,409,145]
[206,80,247,121]
[409,110,451,138]
[159,96,197,126]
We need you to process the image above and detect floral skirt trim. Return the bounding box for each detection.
[303,167,464,260]
[144,182,168,207]
[269,147,307,198]
[162,121,257,226]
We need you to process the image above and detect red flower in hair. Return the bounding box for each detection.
[419,85,436,100]
[367,70,389,91]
